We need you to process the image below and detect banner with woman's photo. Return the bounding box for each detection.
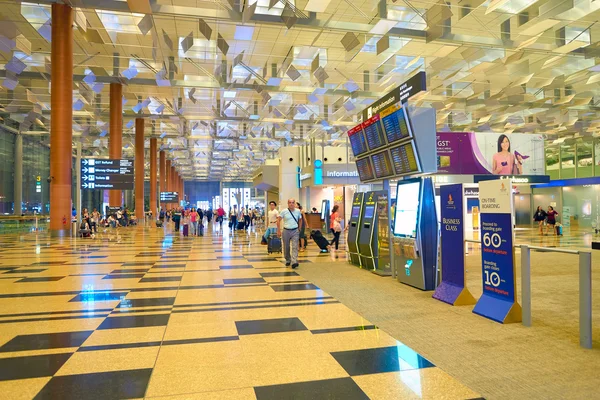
[436,132,545,175]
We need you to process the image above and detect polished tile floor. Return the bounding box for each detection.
[0,222,481,399]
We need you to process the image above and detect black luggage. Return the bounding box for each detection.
[183,223,189,237]
[268,234,282,254]
[311,230,330,251]
[237,221,245,230]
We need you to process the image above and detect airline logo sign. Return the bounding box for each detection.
[479,180,512,214]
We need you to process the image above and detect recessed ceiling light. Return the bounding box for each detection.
[234,25,254,41]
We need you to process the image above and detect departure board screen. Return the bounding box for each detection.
[348,124,368,157]
[356,157,375,182]
[363,114,386,151]
[380,104,411,144]
[371,150,394,179]
[390,143,420,176]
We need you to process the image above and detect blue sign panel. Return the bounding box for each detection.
[472,179,521,323]
[433,184,475,306]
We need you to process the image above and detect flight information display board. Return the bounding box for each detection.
[371,150,394,179]
[348,124,368,157]
[380,104,411,144]
[80,158,134,190]
[390,143,420,176]
[363,114,386,151]
[356,157,375,181]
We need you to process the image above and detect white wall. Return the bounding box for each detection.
[278,146,300,207]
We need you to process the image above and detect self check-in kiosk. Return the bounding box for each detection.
[358,190,388,270]
[393,177,439,290]
[347,193,365,266]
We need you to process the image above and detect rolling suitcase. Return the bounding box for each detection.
[311,230,330,252]
[237,221,246,230]
[556,224,563,236]
[268,234,282,254]
[183,223,189,237]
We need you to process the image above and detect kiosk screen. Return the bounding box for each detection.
[390,143,420,176]
[348,125,368,157]
[356,157,375,181]
[351,206,360,218]
[393,181,421,238]
[380,104,412,144]
[371,150,394,179]
[364,206,375,219]
[363,115,386,151]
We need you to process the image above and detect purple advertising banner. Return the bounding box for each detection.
[437,132,545,176]
[433,184,475,306]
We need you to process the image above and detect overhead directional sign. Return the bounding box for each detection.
[160,192,179,203]
[80,158,134,190]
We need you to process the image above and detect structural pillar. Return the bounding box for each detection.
[166,159,172,192]
[109,82,123,207]
[14,134,22,215]
[175,172,179,203]
[49,3,73,235]
[181,177,185,205]
[135,118,145,220]
[159,151,166,207]
[75,142,82,218]
[171,166,176,196]
[150,138,158,215]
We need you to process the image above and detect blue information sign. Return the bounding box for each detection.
[433,184,475,306]
[472,180,521,323]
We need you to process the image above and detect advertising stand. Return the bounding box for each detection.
[393,177,439,290]
[347,193,365,266]
[433,184,476,305]
[472,179,522,323]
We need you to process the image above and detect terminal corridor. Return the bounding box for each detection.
[0,225,480,399]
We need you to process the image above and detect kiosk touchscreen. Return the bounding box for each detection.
[358,191,388,271]
[347,193,365,266]
[393,177,439,290]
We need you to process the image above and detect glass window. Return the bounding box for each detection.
[560,143,575,179]
[0,129,15,214]
[545,146,559,180]
[576,142,593,178]
[22,136,50,214]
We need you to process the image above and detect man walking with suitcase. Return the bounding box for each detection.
[277,198,302,269]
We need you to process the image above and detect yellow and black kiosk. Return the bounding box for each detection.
[347,193,365,266]
[358,190,390,272]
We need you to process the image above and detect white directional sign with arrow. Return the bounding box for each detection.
[80,158,134,190]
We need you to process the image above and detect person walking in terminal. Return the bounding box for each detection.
[329,205,343,255]
[297,203,309,251]
[262,201,279,245]
[546,206,559,236]
[172,208,182,232]
[229,205,238,232]
[216,205,225,229]
[189,208,199,236]
[533,206,547,235]
[277,198,302,269]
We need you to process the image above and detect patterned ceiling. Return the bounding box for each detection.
[1,0,600,180]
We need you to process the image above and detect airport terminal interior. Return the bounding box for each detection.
[1,0,600,399]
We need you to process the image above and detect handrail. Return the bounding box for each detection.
[0,215,49,220]
[465,239,480,244]
[520,244,592,349]
[522,245,581,255]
